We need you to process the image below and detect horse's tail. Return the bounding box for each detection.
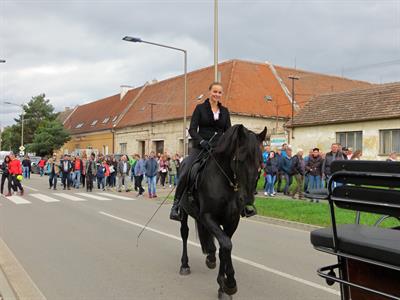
[196,220,215,255]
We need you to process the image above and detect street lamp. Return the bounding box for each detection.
[288,75,299,141]
[123,36,188,157]
[4,101,25,153]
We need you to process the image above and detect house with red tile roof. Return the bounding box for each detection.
[61,59,372,156]
[287,82,400,159]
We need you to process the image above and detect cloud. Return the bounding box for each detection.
[0,0,399,127]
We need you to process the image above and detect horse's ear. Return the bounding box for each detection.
[257,127,267,143]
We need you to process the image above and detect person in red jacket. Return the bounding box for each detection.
[8,153,24,196]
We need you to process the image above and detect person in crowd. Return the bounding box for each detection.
[1,155,12,196]
[9,153,24,195]
[322,143,345,185]
[145,151,158,198]
[281,147,293,196]
[290,148,305,199]
[159,154,169,188]
[303,149,313,194]
[38,156,46,177]
[342,147,349,160]
[280,143,288,158]
[117,155,130,192]
[81,153,87,188]
[96,160,106,190]
[386,152,397,162]
[110,156,118,187]
[73,155,83,189]
[85,153,96,192]
[264,151,279,197]
[262,145,271,189]
[103,159,110,190]
[60,154,73,190]
[22,155,31,179]
[130,154,137,187]
[168,154,179,187]
[170,82,236,220]
[275,149,284,193]
[156,153,161,185]
[134,154,146,196]
[350,150,362,160]
[46,154,60,190]
[346,147,353,160]
[174,153,181,180]
[306,148,323,193]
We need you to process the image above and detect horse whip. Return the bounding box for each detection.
[136,185,176,247]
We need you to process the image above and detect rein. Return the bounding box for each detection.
[206,136,240,192]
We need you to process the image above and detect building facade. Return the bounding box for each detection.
[288,83,400,159]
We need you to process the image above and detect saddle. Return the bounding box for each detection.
[180,150,210,219]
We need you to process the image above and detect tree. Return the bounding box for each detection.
[1,94,59,153]
[27,120,70,156]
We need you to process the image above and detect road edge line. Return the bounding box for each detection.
[0,238,46,300]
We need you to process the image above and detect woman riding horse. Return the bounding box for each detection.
[169,82,255,221]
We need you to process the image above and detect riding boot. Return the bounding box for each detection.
[169,196,181,221]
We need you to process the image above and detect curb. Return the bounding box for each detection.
[0,238,46,300]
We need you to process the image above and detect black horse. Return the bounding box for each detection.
[179,124,267,299]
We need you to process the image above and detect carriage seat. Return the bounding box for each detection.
[311,224,400,267]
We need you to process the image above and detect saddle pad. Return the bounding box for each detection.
[311,224,400,267]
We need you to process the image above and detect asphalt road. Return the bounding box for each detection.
[0,175,339,300]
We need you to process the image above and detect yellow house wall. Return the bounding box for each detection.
[290,118,400,160]
[60,131,113,155]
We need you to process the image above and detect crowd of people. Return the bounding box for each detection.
[39,151,182,198]
[261,143,398,201]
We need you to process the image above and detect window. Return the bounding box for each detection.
[112,115,118,122]
[75,123,84,128]
[120,143,127,154]
[380,129,400,155]
[102,117,110,124]
[154,140,164,154]
[90,120,98,126]
[336,131,362,151]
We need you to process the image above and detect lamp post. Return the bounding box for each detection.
[288,75,299,142]
[123,36,188,157]
[4,101,24,153]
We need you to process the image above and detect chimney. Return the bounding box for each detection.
[120,85,134,100]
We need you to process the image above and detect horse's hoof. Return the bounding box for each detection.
[218,288,232,300]
[206,256,216,269]
[179,266,191,276]
[221,279,237,296]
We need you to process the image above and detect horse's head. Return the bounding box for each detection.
[215,125,267,206]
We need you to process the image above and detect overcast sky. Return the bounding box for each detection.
[1,0,399,126]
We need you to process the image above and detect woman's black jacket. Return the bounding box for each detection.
[265,157,279,175]
[189,99,231,149]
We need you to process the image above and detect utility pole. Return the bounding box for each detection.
[148,103,157,134]
[214,0,218,81]
[288,75,299,141]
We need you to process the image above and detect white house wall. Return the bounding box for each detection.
[291,118,400,160]
[114,115,286,156]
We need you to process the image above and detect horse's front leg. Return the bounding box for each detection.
[179,211,191,275]
[203,214,237,296]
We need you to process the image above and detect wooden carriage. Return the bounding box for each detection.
[309,160,400,300]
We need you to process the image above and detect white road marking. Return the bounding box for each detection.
[6,195,31,204]
[56,193,87,201]
[22,185,39,192]
[97,193,134,200]
[30,193,60,203]
[76,193,112,201]
[99,211,340,297]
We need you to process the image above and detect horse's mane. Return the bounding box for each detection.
[214,124,261,166]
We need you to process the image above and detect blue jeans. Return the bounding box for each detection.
[23,166,30,179]
[265,174,276,195]
[49,173,57,188]
[308,175,321,191]
[169,174,177,186]
[73,170,81,188]
[97,177,105,189]
[147,176,156,195]
[39,167,44,176]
